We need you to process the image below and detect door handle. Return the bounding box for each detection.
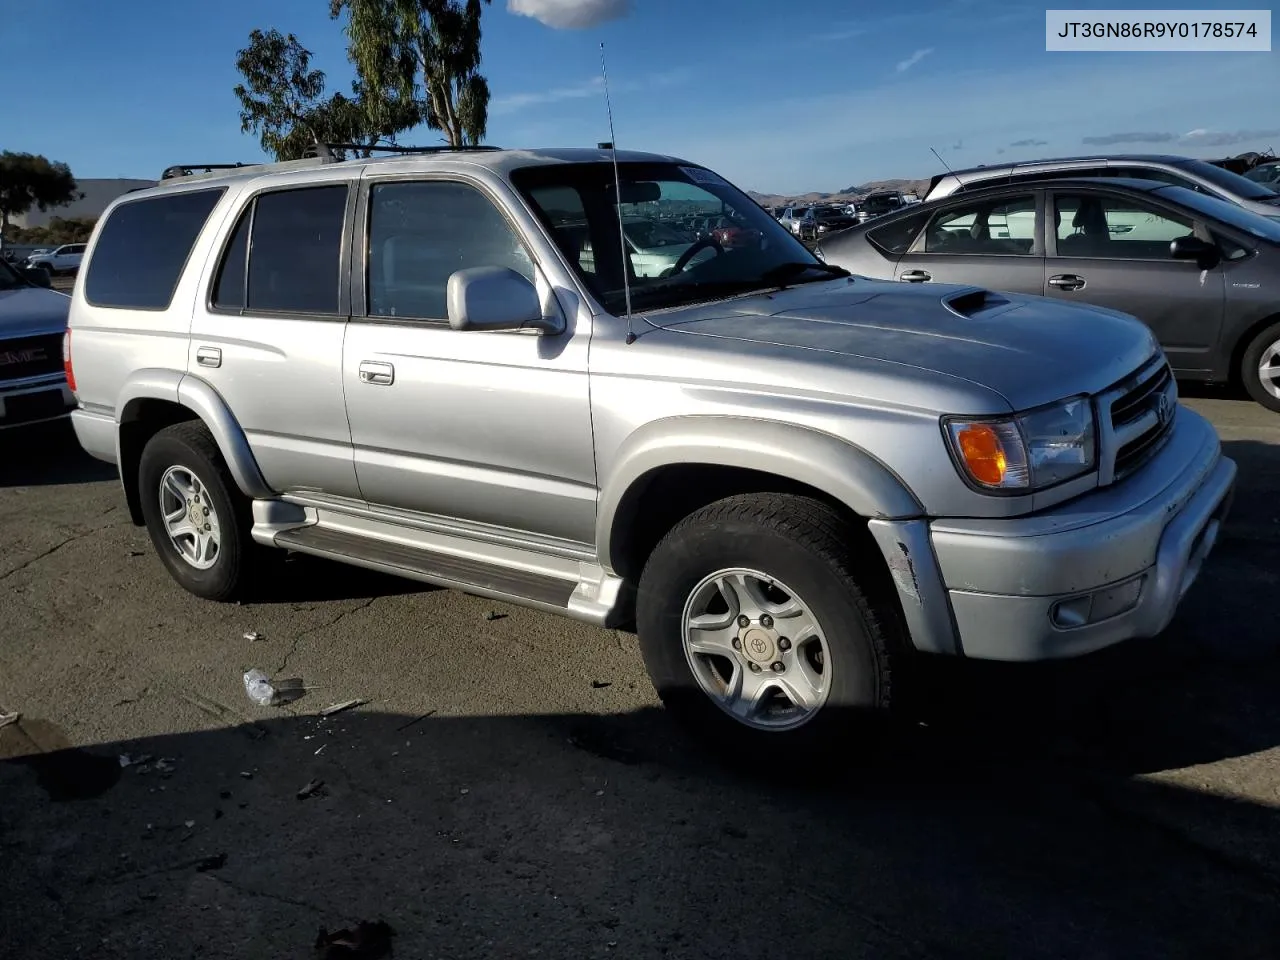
[358,360,395,386]
[900,270,931,283]
[1048,274,1086,291]
[196,346,221,368]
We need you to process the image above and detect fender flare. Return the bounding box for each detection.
[115,369,272,499]
[596,415,923,572]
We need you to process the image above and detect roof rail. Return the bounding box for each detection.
[158,154,340,183]
[301,142,503,158]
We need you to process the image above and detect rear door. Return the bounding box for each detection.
[891,190,1045,294]
[1043,187,1226,376]
[188,177,362,499]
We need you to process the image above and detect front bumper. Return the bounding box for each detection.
[871,406,1235,661]
[0,373,76,430]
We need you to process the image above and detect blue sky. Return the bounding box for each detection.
[1,0,1274,195]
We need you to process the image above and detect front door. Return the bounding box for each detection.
[341,176,596,546]
[892,191,1045,295]
[188,180,361,499]
[1043,189,1226,377]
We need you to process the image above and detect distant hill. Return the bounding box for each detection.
[747,178,933,210]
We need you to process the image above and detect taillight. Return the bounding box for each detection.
[63,329,77,393]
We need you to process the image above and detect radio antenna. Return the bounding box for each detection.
[599,42,636,344]
[929,145,961,192]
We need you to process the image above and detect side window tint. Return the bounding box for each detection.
[247,185,348,315]
[527,184,592,275]
[367,180,535,321]
[866,209,930,255]
[923,194,1036,255]
[212,205,252,309]
[1054,193,1195,259]
[85,188,225,310]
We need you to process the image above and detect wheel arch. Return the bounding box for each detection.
[598,416,923,583]
[115,370,271,525]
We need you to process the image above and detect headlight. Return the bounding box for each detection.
[943,395,1096,493]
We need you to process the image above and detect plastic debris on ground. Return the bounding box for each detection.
[243,631,264,642]
[297,779,325,800]
[0,711,19,729]
[318,698,368,717]
[243,669,306,706]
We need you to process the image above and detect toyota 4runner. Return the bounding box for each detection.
[65,146,1236,748]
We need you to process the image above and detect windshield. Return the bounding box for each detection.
[1245,164,1280,185]
[815,208,847,220]
[863,195,901,213]
[1173,158,1280,201]
[511,161,835,314]
[1154,185,1280,240]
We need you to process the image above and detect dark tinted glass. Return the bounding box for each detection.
[212,206,251,309]
[84,188,225,309]
[866,208,930,254]
[247,185,348,315]
[367,180,534,320]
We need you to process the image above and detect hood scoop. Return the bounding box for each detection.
[942,287,1017,320]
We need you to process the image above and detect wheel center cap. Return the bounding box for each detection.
[740,627,777,664]
[188,502,203,527]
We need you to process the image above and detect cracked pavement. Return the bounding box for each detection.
[1,393,1280,959]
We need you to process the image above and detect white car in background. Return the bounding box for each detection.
[578,216,711,278]
[25,243,86,277]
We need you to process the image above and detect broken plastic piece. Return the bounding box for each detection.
[244,631,264,642]
[319,698,368,717]
[0,711,19,729]
[297,779,325,800]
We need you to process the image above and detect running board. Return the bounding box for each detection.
[258,504,630,627]
[275,524,576,607]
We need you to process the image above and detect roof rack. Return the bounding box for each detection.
[157,142,504,185]
[301,142,503,158]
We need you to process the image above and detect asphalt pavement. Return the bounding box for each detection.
[2,390,1280,959]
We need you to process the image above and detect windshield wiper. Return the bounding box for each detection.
[759,261,851,284]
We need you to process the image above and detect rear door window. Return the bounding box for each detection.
[246,185,349,315]
[866,208,930,255]
[84,188,225,310]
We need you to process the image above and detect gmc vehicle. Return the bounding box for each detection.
[64,145,1235,751]
[0,256,74,431]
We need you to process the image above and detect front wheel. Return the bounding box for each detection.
[138,421,259,602]
[1240,320,1280,414]
[636,493,905,754]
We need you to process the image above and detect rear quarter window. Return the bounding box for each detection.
[85,188,226,310]
[866,209,931,255]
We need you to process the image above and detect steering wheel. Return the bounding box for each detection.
[670,234,724,274]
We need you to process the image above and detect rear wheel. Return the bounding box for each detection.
[636,493,906,755]
[1240,320,1280,414]
[138,421,260,601]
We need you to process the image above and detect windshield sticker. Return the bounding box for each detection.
[681,166,725,186]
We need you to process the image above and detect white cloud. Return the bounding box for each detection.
[491,69,690,115]
[895,48,934,73]
[507,0,630,29]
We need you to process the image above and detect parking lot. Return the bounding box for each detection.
[2,390,1280,959]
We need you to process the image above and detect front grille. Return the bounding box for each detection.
[0,333,64,382]
[1104,358,1176,482]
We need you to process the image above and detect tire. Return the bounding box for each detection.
[1240,320,1280,414]
[138,420,258,602]
[636,493,906,756]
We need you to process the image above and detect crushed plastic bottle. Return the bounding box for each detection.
[243,669,278,707]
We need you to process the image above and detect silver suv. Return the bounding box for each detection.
[926,154,1280,220]
[65,146,1237,749]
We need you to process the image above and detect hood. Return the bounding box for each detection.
[654,278,1157,410]
[0,286,71,338]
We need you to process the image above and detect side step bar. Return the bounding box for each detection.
[274,525,578,609]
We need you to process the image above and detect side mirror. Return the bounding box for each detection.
[23,266,52,288]
[1170,235,1221,269]
[446,266,560,334]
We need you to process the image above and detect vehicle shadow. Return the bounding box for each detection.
[0,419,118,487]
[255,551,434,604]
[2,704,1279,960]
